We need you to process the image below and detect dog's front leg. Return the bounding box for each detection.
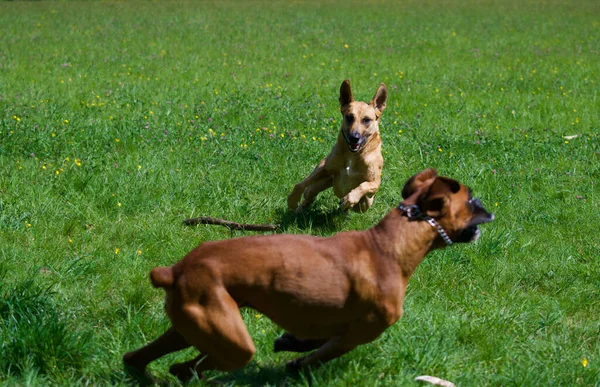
[339,181,380,212]
[288,158,330,212]
[286,336,356,371]
[273,332,328,353]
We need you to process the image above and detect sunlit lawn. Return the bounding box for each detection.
[1,0,599,385]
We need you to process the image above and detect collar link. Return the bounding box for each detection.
[397,203,453,245]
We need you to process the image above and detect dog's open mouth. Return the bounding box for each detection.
[348,143,362,152]
[346,139,365,153]
[455,225,481,243]
[342,131,365,153]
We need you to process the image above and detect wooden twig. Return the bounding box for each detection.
[183,216,279,232]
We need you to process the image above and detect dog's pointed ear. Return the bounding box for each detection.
[401,168,438,199]
[339,79,354,107]
[370,83,388,118]
[419,177,461,217]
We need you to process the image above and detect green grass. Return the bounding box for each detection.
[1,0,599,385]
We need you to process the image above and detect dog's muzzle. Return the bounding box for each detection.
[343,131,365,153]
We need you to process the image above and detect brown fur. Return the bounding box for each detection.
[123,169,493,383]
[287,79,388,213]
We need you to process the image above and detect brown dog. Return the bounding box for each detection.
[123,168,494,382]
[287,79,387,213]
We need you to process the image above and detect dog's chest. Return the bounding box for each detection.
[333,158,363,196]
[344,159,352,176]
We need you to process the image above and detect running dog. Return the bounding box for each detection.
[123,168,494,382]
[287,79,387,213]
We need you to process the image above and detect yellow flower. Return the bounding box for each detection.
[26,223,32,228]
[117,202,122,207]
[115,138,120,142]
[137,165,141,170]
[582,358,589,368]
[344,44,349,48]
[115,248,120,255]
[137,250,142,255]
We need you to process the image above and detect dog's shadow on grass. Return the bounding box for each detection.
[121,362,307,387]
[209,363,304,386]
[275,206,348,234]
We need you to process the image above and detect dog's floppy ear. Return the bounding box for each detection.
[401,168,438,199]
[418,177,461,218]
[339,79,354,107]
[370,83,388,118]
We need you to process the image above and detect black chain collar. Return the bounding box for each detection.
[397,203,453,245]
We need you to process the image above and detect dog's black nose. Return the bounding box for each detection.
[347,132,361,144]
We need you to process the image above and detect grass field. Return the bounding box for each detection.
[1,0,599,385]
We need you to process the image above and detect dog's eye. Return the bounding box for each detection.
[345,114,354,123]
[362,118,372,126]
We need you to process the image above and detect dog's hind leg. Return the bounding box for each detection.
[273,332,328,353]
[168,354,209,383]
[168,290,256,381]
[123,326,190,380]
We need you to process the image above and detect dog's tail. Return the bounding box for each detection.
[150,266,174,288]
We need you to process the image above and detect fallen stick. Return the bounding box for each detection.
[183,216,279,232]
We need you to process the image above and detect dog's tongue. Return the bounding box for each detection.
[350,143,360,152]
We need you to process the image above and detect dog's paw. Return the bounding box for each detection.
[287,188,303,211]
[286,357,305,373]
[352,197,371,213]
[338,196,357,211]
[169,363,195,383]
[274,334,293,352]
[123,356,155,386]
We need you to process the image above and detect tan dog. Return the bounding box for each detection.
[287,79,387,213]
[123,168,494,382]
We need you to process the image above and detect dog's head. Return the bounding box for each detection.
[339,79,387,153]
[401,168,494,244]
